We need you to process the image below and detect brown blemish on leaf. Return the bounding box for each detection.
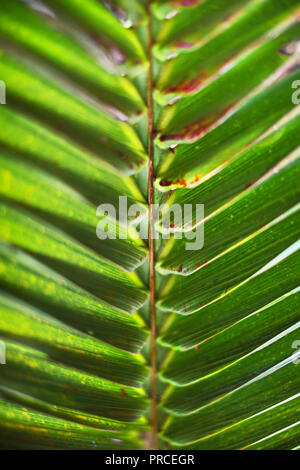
[171,0,202,6]
[159,179,172,187]
[224,283,230,294]
[160,105,234,143]
[259,214,266,228]
[167,73,207,94]
[244,175,261,191]
[175,41,194,49]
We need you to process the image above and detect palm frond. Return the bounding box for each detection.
[0,0,299,450]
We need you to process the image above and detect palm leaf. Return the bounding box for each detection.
[0,0,299,450]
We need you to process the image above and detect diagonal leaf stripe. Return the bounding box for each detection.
[0,396,143,450]
[0,107,146,207]
[0,51,147,174]
[157,158,300,277]
[0,384,148,432]
[162,323,300,412]
[158,205,300,313]
[161,354,300,445]
[172,394,300,449]
[159,21,300,134]
[0,242,147,343]
[0,0,145,114]
[156,0,299,89]
[157,113,300,232]
[1,340,148,405]
[42,0,146,61]
[154,0,251,46]
[0,0,299,450]
[157,68,300,187]
[159,249,300,347]
[0,177,147,272]
[0,290,147,356]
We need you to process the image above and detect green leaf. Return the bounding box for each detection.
[156,69,300,188]
[161,355,300,445]
[156,0,299,88]
[159,21,300,134]
[0,153,148,272]
[162,324,300,412]
[154,0,251,46]
[0,384,148,432]
[157,159,300,278]
[43,0,146,61]
[0,204,148,310]
[0,395,143,449]
[173,394,300,449]
[161,285,299,351]
[0,0,299,450]
[158,208,300,315]
[159,249,300,346]
[244,422,300,450]
[0,242,147,341]
[0,107,146,204]
[1,339,148,404]
[0,289,147,356]
[0,51,147,174]
[0,0,145,114]
[157,114,300,232]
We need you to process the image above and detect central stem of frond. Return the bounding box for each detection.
[146,0,158,451]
